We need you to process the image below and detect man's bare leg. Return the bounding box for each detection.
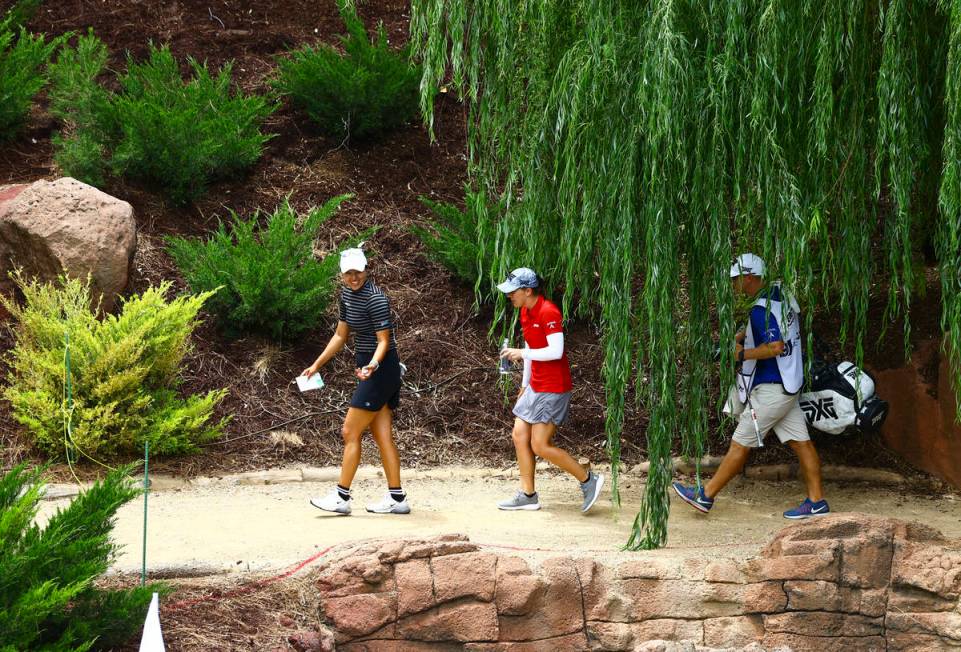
[788,439,824,502]
[704,442,752,499]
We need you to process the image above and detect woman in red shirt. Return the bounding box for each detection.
[496,267,604,513]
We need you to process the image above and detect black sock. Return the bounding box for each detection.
[389,486,406,502]
[581,472,593,485]
[524,491,537,498]
[337,484,351,501]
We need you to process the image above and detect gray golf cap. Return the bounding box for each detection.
[497,267,539,293]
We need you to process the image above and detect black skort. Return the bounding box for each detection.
[351,349,401,411]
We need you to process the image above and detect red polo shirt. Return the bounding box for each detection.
[520,296,573,393]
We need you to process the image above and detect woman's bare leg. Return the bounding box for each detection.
[511,418,536,494]
[531,423,589,482]
[369,406,401,487]
[339,407,379,488]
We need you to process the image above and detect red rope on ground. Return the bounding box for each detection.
[163,544,339,612]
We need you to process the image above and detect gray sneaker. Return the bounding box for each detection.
[497,490,541,511]
[580,472,604,513]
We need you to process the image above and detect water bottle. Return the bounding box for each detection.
[499,338,512,374]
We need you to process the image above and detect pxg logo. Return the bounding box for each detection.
[801,397,838,422]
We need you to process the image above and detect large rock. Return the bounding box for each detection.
[395,558,434,617]
[763,612,884,637]
[287,628,335,652]
[320,592,395,640]
[397,601,499,642]
[891,534,961,600]
[498,557,584,641]
[315,553,392,598]
[0,178,136,311]
[432,551,497,603]
[494,556,545,617]
[702,616,765,648]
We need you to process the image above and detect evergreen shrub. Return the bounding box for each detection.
[274,0,420,140]
[167,196,371,341]
[46,32,114,187]
[0,463,163,651]
[413,188,501,291]
[1,272,227,459]
[48,33,275,204]
[0,6,61,140]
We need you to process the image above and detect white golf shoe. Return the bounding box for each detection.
[310,490,351,515]
[366,493,411,514]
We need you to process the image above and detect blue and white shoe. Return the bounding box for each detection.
[672,482,714,513]
[783,498,830,519]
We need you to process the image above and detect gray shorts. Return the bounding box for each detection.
[731,383,810,448]
[513,388,571,426]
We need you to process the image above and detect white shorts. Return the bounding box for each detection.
[729,383,810,448]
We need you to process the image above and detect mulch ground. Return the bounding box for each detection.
[0,0,937,485]
[99,570,321,652]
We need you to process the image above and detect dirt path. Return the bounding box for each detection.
[39,466,961,575]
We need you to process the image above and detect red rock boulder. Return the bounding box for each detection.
[0,178,136,311]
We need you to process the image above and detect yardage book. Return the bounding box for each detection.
[296,373,325,392]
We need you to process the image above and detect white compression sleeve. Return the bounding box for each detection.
[522,346,532,387]
[521,332,564,361]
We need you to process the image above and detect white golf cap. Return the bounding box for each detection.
[730,253,765,278]
[339,248,367,273]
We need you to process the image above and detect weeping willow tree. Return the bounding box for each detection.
[411,0,961,549]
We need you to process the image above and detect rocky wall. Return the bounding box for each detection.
[875,338,961,490]
[309,514,961,651]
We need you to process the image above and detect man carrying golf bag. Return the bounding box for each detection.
[672,254,830,519]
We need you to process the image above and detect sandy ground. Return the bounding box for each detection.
[39,466,961,576]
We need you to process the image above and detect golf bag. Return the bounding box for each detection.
[799,356,889,435]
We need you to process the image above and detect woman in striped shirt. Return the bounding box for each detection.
[302,248,409,515]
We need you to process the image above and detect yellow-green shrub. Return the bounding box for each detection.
[2,273,228,459]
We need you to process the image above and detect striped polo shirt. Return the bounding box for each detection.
[339,280,397,353]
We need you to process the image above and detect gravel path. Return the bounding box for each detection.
[38,465,961,576]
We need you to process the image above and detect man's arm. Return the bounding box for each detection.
[736,305,785,361]
[736,340,784,362]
